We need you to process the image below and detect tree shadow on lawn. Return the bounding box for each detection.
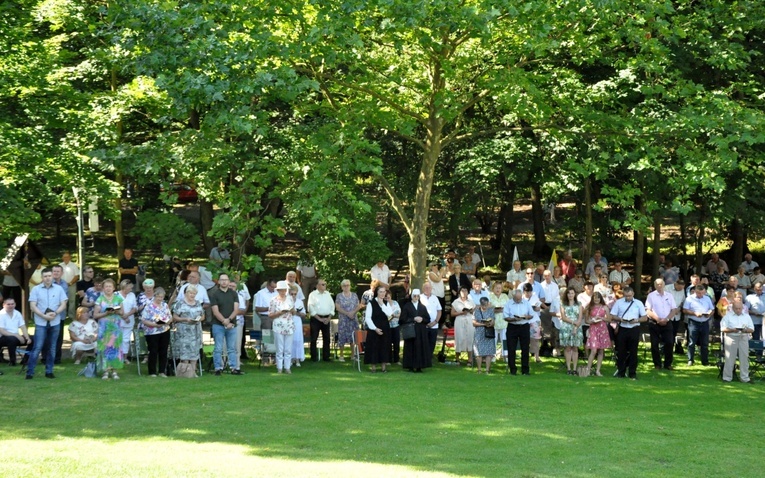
[4,360,763,477]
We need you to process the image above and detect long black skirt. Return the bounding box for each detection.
[364,327,391,365]
[402,323,432,370]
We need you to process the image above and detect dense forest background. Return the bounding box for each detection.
[2,0,764,293]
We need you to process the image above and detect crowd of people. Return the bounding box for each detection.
[1,245,762,384]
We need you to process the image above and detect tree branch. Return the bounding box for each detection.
[295,65,427,125]
[376,174,413,238]
[386,129,426,151]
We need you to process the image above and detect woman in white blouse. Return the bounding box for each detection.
[428,262,447,314]
[363,285,392,372]
[69,306,98,364]
[117,279,137,364]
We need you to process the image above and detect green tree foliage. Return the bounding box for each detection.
[133,211,197,259]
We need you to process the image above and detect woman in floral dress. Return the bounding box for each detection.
[472,297,495,374]
[94,278,124,380]
[585,291,611,376]
[171,284,204,377]
[139,287,172,377]
[335,279,360,361]
[558,287,583,375]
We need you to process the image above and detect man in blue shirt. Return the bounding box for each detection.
[51,265,68,364]
[504,289,534,375]
[27,268,68,379]
[608,287,647,379]
[682,285,716,366]
[468,279,489,305]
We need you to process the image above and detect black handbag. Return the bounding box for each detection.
[484,326,495,339]
[401,322,416,340]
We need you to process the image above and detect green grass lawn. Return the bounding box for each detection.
[2,349,763,478]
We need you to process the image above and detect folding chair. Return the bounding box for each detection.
[351,329,367,372]
[330,318,339,359]
[749,339,765,381]
[248,328,276,368]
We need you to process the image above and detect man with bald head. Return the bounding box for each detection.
[720,301,754,382]
[503,289,534,375]
[646,278,678,370]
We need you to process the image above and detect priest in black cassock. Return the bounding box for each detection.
[400,289,433,372]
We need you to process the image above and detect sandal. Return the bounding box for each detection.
[112,373,120,380]
[102,372,109,380]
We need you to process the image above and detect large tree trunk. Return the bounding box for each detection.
[730,217,745,267]
[406,114,442,289]
[497,177,515,270]
[447,181,462,246]
[530,181,548,257]
[679,213,688,280]
[584,176,593,263]
[634,196,646,297]
[652,211,661,281]
[199,199,215,253]
[114,171,124,255]
[112,68,125,255]
[695,203,706,274]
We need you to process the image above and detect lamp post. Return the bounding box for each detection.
[72,187,85,272]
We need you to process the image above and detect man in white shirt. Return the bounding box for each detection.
[467,246,481,269]
[369,261,391,289]
[229,277,251,361]
[0,297,32,367]
[503,289,534,375]
[669,279,687,355]
[609,287,647,379]
[196,265,216,291]
[584,250,608,279]
[608,261,632,287]
[705,253,728,274]
[296,258,318,299]
[539,270,560,310]
[253,279,277,330]
[421,282,442,357]
[740,253,759,275]
[745,282,764,358]
[307,279,335,362]
[285,271,305,302]
[645,279,679,370]
[720,301,754,382]
[60,252,80,322]
[209,243,230,266]
[178,271,211,307]
[750,267,765,287]
[506,260,525,286]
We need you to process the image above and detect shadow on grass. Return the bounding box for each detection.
[4,355,764,477]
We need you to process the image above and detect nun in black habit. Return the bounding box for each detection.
[400,289,433,372]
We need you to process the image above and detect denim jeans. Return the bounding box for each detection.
[212,324,239,371]
[687,319,710,365]
[27,322,60,376]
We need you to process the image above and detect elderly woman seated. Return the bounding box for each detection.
[69,306,98,364]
